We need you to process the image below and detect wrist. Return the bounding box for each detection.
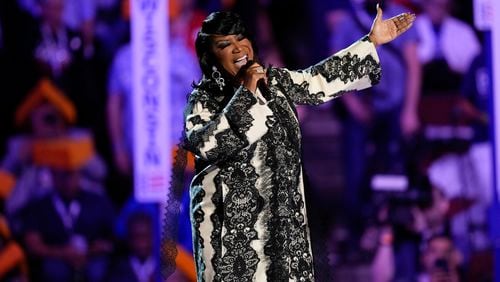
[367,33,378,46]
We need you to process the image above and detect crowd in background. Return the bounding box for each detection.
[0,0,493,281]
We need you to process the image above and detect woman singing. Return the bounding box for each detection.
[172,6,415,281]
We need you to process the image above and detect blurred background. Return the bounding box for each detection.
[0,0,497,281]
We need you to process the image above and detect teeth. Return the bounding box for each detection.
[235,55,248,67]
[235,55,248,62]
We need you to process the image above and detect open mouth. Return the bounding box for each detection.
[234,55,248,68]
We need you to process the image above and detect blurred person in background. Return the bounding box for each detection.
[21,146,114,282]
[18,0,100,129]
[93,0,129,61]
[415,0,480,94]
[263,0,314,69]
[366,182,430,281]
[1,79,107,232]
[112,196,196,281]
[419,235,462,282]
[369,186,451,282]
[108,212,159,282]
[426,45,493,277]
[371,233,463,282]
[169,0,206,55]
[27,0,86,81]
[421,187,450,238]
[329,0,421,255]
[19,0,96,58]
[119,0,205,56]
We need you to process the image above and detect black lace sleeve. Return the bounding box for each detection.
[184,87,273,163]
[272,37,381,105]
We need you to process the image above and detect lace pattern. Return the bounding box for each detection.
[172,38,381,281]
[309,52,381,85]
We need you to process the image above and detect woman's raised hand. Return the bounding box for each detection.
[368,4,416,46]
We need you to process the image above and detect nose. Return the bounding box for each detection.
[232,41,242,53]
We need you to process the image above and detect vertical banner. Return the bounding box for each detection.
[489,1,500,281]
[131,0,170,202]
[492,0,500,203]
[474,0,493,31]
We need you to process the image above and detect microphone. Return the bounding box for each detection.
[236,60,256,79]
[257,77,272,101]
[237,60,272,101]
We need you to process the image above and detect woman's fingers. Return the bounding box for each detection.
[248,64,265,74]
[243,63,267,93]
[375,3,383,23]
[370,6,416,45]
[393,13,416,30]
[396,14,416,35]
[397,21,414,35]
[387,12,416,37]
[248,64,266,80]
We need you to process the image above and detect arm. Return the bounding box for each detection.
[275,37,381,106]
[400,41,422,137]
[277,5,415,106]
[371,228,395,282]
[24,232,71,259]
[107,47,132,174]
[107,93,130,174]
[24,231,88,268]
[184,87,273,162]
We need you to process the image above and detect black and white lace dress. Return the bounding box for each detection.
[184,37,381,282]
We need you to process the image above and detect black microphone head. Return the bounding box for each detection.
[257,77,272,101]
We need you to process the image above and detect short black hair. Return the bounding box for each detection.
[194,11,257,78]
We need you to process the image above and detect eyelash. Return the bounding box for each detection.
[217,35,246,49]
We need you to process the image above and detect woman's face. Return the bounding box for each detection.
[211,34,255,77]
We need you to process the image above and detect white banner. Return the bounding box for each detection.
[473,0,493,31]
[493,0,500,203]
[131,0,170,202]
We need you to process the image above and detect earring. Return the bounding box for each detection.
[211,66,225,91]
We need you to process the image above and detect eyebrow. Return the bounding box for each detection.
[214,39,230,44]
